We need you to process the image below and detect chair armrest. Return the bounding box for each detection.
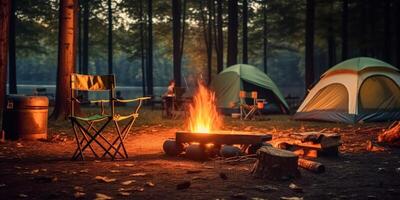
[89,99,111,104]
[114,97,151,103]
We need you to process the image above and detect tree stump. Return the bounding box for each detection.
[251,146,300,180]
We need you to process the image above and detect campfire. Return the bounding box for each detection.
[187,81,222,133]
[163,81,272,159]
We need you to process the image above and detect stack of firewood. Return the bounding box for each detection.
[378,121,400,147]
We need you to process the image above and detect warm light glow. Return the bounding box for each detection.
[188,81,222,133]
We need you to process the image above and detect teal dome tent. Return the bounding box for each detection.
[210,64,289,114]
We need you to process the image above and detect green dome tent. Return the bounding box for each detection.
[210,64,289,114]
[294,57,400,123]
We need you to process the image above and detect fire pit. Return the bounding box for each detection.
[163,81,272,159]
[175,131,271,146]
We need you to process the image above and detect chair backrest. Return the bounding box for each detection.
[174,87,186,98]
[71,73,115,91]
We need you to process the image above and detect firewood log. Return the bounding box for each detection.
[298,158,325,173]
[251,146,300,180]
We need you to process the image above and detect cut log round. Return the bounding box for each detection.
[251,146,300,180]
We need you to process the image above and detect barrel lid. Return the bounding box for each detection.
[7,95,49,107]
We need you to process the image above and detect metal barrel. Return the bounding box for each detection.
[3,95,49,140]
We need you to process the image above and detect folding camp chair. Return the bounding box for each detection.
[69,73,150,161]
[239,91,266,120]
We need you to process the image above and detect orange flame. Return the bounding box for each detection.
[188,81,222,133]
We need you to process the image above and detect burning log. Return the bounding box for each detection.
[298,158,325,173]
[251,146,300,180]
[378,121,400,147]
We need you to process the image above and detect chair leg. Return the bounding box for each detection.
[75,119,118,159]
[71,120,84,161]
[86,121,126,159]
[77,125,99,158]
[112,120,128,160]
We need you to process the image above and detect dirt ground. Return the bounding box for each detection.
[0,109,399,200]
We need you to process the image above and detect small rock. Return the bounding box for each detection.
[79,169,88,173]
[367,195,377,199]
[109,170,121,173]
[219,172,228,180]
[0,183,6,188]
[176,181,191,190]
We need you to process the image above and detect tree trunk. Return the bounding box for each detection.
[51,0,78,120]
[384,0,391,62]
[215,0,223,73]
[81,0,89,101]
[341,0,348,60]
[251,146,300,180]
[327,0,336,67]
[396,0,400,69]
[207,0,213,84]
[139,0,146,96]
[107,0,113,74]
[242,0,248,64]
[8,0,16,94]
[200,1,210,83]
[305,0,315,90]
[0,0,11,112]
[147,0,153,96]
[361,0,368,56]
[172,0,182,87]
[78,0,82,73]
[263,0,267,73]
[227,0,238,67]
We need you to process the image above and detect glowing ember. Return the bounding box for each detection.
[187,81,222,133]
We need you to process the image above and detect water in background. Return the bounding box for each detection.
[14,84,168,100]
[13,84,303,101]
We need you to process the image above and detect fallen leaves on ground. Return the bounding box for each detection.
[18,194,28,198]
[121,180,135,185]
[130,172,147,177]
[73,192,86,199]
[95,193,113,200]
[280,197,303,200]
[145,181,155,187]
[95,176,116,183]
[250,185,278,192]
[289,183,303,193]
[119,192,131,196]
[119,187,144,192]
